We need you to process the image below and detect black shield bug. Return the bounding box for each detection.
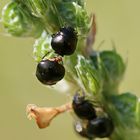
[72,93,96,120]
[51,26,78,56]
[36,58,65,85]
[87,117,114,138]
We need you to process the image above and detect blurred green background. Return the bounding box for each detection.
[0,0,140,140]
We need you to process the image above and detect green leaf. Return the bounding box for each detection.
[33,31,54,62]
[111,93,138,126]
[61,0,85,7]
[57,2,90,35]
[13,0,89,34]
[109,92,140,140]
[2,2,43,38]
[100,51,125,81]
[20,0,48,17]
[13,0,60,33]
[75,55,100,95]
[90,50,126,93]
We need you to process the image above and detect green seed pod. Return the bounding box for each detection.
[2,2,43,37]
[90,50,126,93]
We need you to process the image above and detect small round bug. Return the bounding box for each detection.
[72,93,96,120]
[87,117,114,138]
[36,58,65,85]
[51,26,78,56]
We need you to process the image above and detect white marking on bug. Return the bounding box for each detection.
[76,122,83,132]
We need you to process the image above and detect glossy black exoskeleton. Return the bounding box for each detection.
[72,93,96,120]
[36,59,65,85]
[51,26,78,56]
[87,117,114,138]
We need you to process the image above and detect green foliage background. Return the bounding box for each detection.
[0,0,140,140]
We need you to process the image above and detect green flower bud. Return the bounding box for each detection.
[2,2,43,37]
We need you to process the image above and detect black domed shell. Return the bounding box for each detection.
[72,94,96,120]
[87,117,114,138]
[51,26,78,56]
[36,59,65,85]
